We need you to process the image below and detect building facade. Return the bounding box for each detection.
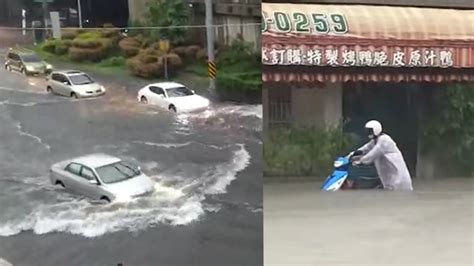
[262,1,474,179]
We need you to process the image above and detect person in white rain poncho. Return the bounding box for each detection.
[349,120,413,191]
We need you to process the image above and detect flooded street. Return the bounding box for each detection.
[0,65,262,265]
[264,178,474,266]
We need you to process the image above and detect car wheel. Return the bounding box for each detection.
[5,65,11,71]
[46,86,53,93]
[140,96,148,104]
[55,180,65,188]
[21,68,27,76]
[100,196,111,204]
[169,105,177,112]
[71,92,78,99]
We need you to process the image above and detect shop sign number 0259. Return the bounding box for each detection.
[262,11,348,34]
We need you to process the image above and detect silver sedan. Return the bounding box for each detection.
[46,70,106,98]
[50,153,155,203]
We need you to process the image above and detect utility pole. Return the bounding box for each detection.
[77,0,83,28]
[42,0,48,30]
[204,0,216,90]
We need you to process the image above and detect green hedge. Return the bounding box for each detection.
[216,71,261,92]
[264,126,356,177]
[421,83,474,176]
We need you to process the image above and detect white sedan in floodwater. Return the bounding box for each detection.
[137,82,210,113]
[50,153,155,203]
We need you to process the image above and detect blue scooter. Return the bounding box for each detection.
[321,152,382,191]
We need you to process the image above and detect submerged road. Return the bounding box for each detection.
[264,178,474,266]
[0,64,262,265]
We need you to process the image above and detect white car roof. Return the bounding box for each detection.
[148,82,185,90]
[71,153,121,169]
[52,70,87,76]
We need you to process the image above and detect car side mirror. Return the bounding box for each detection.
[89,179,98,185]
[191,90,195,94]
[63,82,70,86]
[137,166,142,171]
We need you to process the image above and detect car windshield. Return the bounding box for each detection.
[166,86,194,97]
[21,54,41,62]
[95,161,141,184]
[69,74,94,85]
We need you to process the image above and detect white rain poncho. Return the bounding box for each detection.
[357,134,413,191]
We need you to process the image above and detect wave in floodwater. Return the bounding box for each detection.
[0,145,250,238]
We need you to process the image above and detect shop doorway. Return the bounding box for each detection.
[343,82,419,178]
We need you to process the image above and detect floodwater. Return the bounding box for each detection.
[265,178,474,266]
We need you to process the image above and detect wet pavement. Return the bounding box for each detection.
[0,62,262,265]
[264,178,474,266]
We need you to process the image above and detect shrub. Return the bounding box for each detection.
[264,126,356,177]
[72,38,103,49]
[126,48,182,78]
[165,53,182,67]
[61,30,79,40]
[171,46,186,56]
[118,37,143,57]
[41,39,57,54]
[216,71,261,92]
[55,39,72,55]
[127,56,163,78]
[76,31,102,40]
[196,48,207,61]
[98,56,126,67]
[421,84,474,175]
[69,46,109,62]
[217,39,258,66]
[184,45,200,57]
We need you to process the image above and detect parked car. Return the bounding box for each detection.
[46,70,106,98]
[50,153,155,203]
[4,48,53,75]
[137,82,210,113]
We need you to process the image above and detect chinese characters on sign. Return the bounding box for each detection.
[262,48,455,67]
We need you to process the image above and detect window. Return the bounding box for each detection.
[95,161,141,184]
[80,167,96,181]
[65,163,81,175]
[69,74,94,85]
[149,86,166,96]
[55,74,69,84]
[268,85,292,129]
[166,86,194,97]
[8,53,20,61]
[51,73,61,82]
[20,53,41,63]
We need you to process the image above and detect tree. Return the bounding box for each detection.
[146,0,189,45]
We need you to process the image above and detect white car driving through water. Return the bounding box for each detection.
[50,154,155,203]
[137,82,210,113]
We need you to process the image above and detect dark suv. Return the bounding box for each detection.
[4,48,53,76]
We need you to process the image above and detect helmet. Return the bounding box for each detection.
[365,120,382,139]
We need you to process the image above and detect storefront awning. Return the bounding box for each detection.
[262,3,474,82]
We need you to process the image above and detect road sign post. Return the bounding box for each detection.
[159,39,170,80]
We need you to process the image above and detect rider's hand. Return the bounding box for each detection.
[347,151,355,158]
[352,160,361,166]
